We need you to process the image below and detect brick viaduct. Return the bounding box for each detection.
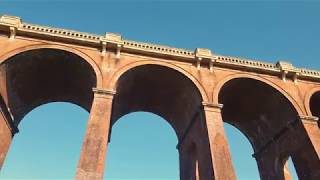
[0,15,319,180]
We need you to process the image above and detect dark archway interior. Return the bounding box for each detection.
[219,78,320,180]
[0,48,97,125]
[218,78,298,152]
[310,91,320,124]
[218,78,303,179]
[111,65,203,140]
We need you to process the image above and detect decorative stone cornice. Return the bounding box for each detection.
[299,115,319,125]
[122,39,194,59]
[215,55,280,73]
[1,15,320,82]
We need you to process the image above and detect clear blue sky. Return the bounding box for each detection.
[1,1,319,179]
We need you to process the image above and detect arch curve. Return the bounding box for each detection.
[304,86,320,117]
[109,60,209,102]
[216,74,303,152]
[217,75,320,179]
[0,43,102,88]
[111,111,179,140]
[0,47,99,124]
[213,73,304,115]
[110,63,205,139]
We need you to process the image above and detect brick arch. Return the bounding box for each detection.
[109,62,208,140]
[304,86,320,117]
[0,46,100,124]
[215,74,320,180]
[212,73,304,115]
[214,73,305,180]
[0,43,103,88]
[108,60,209,102]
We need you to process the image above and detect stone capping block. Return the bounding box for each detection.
[276,61,299,73]
[195,48,212,60]
[100,32,123,46]
[0,15,22,27]
[299,115,319,124]
[92,88,116,98]
[202,102,223,112]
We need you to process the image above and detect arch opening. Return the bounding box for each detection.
[111,64,203,139]
[218,77,300,179]
[0,48,97,125]
[109,64,209,179]
[105,111,179,179]
[224,122,260,179]
[0,102,89,179]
